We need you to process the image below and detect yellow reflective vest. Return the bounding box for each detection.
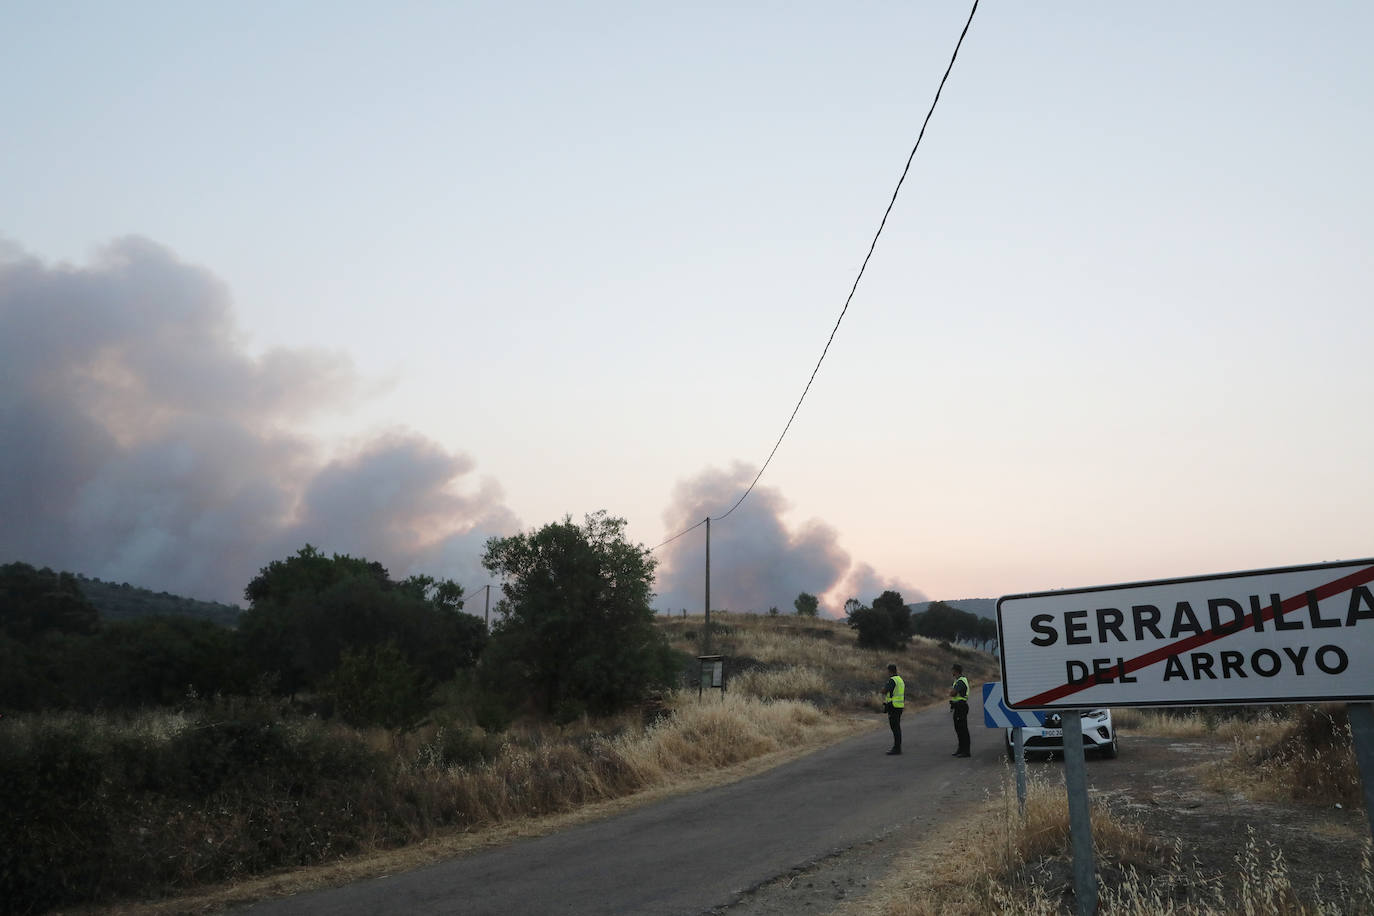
[950,675,969,704]
[886,675,905,708]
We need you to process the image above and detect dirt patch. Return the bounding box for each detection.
[714,735,1371,914]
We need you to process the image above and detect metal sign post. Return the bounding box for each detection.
[1061,710,1097,916]
[984,682,1041,815]
[1011,726,1026,816]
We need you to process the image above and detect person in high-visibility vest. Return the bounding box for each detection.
[883,663,905,755]
[949,663,971,757]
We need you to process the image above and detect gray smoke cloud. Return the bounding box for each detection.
[654,463,926,618]
[0,237,517,605]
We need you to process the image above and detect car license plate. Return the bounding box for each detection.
[1042,728,1063,738]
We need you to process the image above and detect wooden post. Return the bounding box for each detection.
[703,517,711,657]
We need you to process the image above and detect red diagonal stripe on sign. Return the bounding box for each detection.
[1017,563,1374,708]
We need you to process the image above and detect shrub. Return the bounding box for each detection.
[0,708,392,913]
[326,643,431,730]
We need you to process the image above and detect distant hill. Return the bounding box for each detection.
[75,574,242,628]
[907,598,996,621]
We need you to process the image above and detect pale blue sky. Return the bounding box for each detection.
[3,2,1371,610]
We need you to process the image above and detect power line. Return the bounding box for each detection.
[652,0,981,550]
[649,517,708,552]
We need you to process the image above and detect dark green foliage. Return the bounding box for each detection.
[481,511,678,717]
[0,705,391,913]
[872,590,911,636]
[75,575,242,627]
[89,615,253,707]
[846,590,913,650]
[911,600,997,646]
[0,717,112,913]
[243,543,391,605]
[0,633,44,708]
[238,547,486,696]
[0,561,100,639]
[0,615,252,711]
[326,643,431,730]
[793,592,819,617]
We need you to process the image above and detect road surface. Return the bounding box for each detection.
[241,695,1004,915]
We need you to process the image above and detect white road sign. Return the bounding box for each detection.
[997,558,1374,709]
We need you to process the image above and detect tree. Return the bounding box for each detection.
[912,600,986,645]
[65,615,252,709]
[238,547,487,696]
[481,511,680,719]
[398,574,466,613]
[847,591,912,650]
[793,592,819,617]
[873,590,911,638]
[243,544,390,606]
[0,562,100,640]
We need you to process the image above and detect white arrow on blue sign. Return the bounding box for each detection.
[983,682,1047,728]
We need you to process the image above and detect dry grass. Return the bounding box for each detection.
[1201,704,1363,807]
[870,767,1374,916]
[398,690,855,831]
[657,612,1000,713]
[866,702,1374,915]
[1111,706,1296,743]
[1106,703,1366,808]
[868,768,1167,916]
[1109,707,1212,737]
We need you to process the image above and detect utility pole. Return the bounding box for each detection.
[483,583,491,630]
[703,517,711,656]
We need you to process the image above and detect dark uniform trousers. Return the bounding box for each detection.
[952,702,970,755]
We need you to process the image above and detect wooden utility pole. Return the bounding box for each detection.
[703,517,711,656]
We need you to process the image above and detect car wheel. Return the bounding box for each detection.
[1099,735,1118,759]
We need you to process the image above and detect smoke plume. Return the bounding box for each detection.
[654,464,925,617]
[0,237,517,605]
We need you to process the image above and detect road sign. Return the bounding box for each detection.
[982,682,1047,728]
[997,558,1374,709]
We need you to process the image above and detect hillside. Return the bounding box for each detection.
[74,574,242,627]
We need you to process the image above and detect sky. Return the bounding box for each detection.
[3,1,1371,616]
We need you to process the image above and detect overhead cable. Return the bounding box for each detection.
[652,0,980,550]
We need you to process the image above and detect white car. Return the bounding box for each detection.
[1005,708,1118,759]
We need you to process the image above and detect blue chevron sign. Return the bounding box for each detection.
[983,682,1047,728]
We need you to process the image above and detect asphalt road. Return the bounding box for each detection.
[241,695,1004,916]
